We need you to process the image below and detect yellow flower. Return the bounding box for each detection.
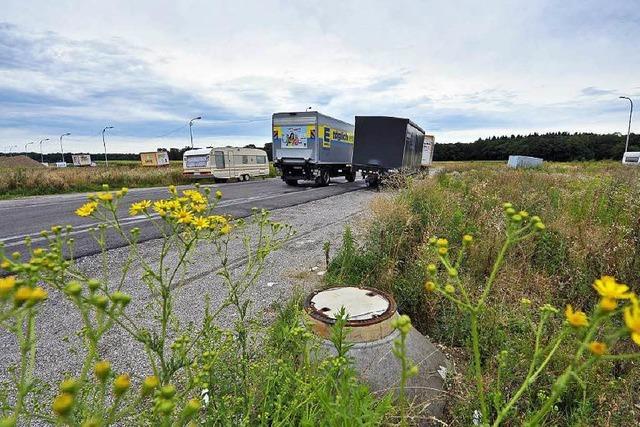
[599,297,617,312]
[183,190,206,204]
[588,341,607,356]
[462,234,473,245]
[565,305,589,327]
[98,192,113,202]
[623,302,640,346]
[1,259,10,269]
[192,216,210,230]
[28,286,48,303]
[0,276,16,298]
[438,247,448,256]
[215,190,223,199]
[424,281,436,292]
[220,224,232,235]
[444,283,455,293]
[75,201,98,217]
[14,286,32,306]
[52,392,74,416]
[191,203,206,213]
[168,185,177,195]
[173,208,194,225]
[593,276,633,300]
[129,200,151,216]
[436,238,448,248]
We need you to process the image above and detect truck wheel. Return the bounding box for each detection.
[285,179,298,186]
[346,169,356,182]
[316,169,330,186]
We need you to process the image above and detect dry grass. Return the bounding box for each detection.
[0,163,193,199]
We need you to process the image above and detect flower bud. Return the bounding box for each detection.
[113,374,131,396]
[511,214,523,223]
[427,264,437,274]
[160,384,176,399]
[52,393,74,416]
[408,365,419,376]
[428,237,437,246]
[530,216,541,224]
[65,282,82,296]
[111,291,131,306]
[142,376,159,396]
[182,399,201,417]
[437,247,448,256]
[505,207,516,216]
[60,378,80,395]
[87,279,101,292]
[462,234,473,245]
[91,295,109,310]
[448,268,458,278]
[94,360,111,381]
[158,400,175,415]
[0,276,16,299]
[215,190,223,200]
[534,222,546,231]
[502,202,513,210]
[424,281,436,292]
[436,238,448,248]
[444,284,455,293]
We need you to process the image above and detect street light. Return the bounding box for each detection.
[59,133,70,163]
[619,96,633,153]
[39,138,50,163]
[102,127,114,167]
[25,141,34,153]
[189,116,202,148]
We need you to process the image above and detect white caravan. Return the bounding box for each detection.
[183,147,270,181]
[622,151,640,166]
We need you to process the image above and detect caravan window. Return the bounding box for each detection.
[256,156,266,164]
[242,155,248,164]
[214,151,225,169]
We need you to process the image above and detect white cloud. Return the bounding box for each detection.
[1,0,639,152]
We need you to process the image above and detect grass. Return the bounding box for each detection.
[327,160,640,425]
[0,162,279,199]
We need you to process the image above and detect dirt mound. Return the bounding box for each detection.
[0,155,45,168]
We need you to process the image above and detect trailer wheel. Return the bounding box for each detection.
[345,169,356,182]
[316,169,330,186]
[285,179,298,186]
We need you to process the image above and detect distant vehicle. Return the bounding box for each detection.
[140,151,170,167]
[72,154,92,167]
[622,151,640,166]
[507,155,543,168]
[352,116,426,187]
[182,146,269,181]
[272,111,356,186]
[55,162,67,168]
[421,135,435,168]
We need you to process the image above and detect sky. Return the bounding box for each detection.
[1,0,639,154]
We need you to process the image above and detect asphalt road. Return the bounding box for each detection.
[0,177,366,260]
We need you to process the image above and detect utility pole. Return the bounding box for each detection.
[189,116,202,148]
[102,126,114,167]
[619,96,633,153]
[60,133,70,163]
[39,138,50,163]
[25,141,34,153]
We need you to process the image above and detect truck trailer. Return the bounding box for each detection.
[352,116,425,187]
[272,111,356,186]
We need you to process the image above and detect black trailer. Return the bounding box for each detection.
[352,116,425,187]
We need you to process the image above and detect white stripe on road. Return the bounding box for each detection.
[0,184,347,248]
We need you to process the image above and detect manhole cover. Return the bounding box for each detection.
[304,287,397,342]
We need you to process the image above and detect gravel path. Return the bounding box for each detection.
[0,189,379,389]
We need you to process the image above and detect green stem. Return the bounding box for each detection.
[470,310,489,421]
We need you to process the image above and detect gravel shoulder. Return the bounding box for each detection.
[0,188,379,387]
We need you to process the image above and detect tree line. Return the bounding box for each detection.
[433,132,639,162]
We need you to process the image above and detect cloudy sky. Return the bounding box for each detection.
[1,0,639,153]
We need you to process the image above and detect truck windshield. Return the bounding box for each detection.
[214,151,225,169]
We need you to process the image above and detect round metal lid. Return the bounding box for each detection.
[305,286,396,326]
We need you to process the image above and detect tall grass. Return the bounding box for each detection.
[327,161,640,425]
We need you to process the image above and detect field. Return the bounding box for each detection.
[327,160,640,425]
[0,160,278,199]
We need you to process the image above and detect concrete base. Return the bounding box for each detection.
[318,327,450,423]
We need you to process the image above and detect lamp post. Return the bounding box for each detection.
[59,133,70,163]
[25,141,34,153]
[102,126,113,167]
[189,116,202,148]
[619,96,633,153]
[39,138,50,163]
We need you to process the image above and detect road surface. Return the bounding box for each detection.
[0,178,366,260]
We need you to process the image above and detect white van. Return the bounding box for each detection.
[183,146,270,181]
[622,151,640,166]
